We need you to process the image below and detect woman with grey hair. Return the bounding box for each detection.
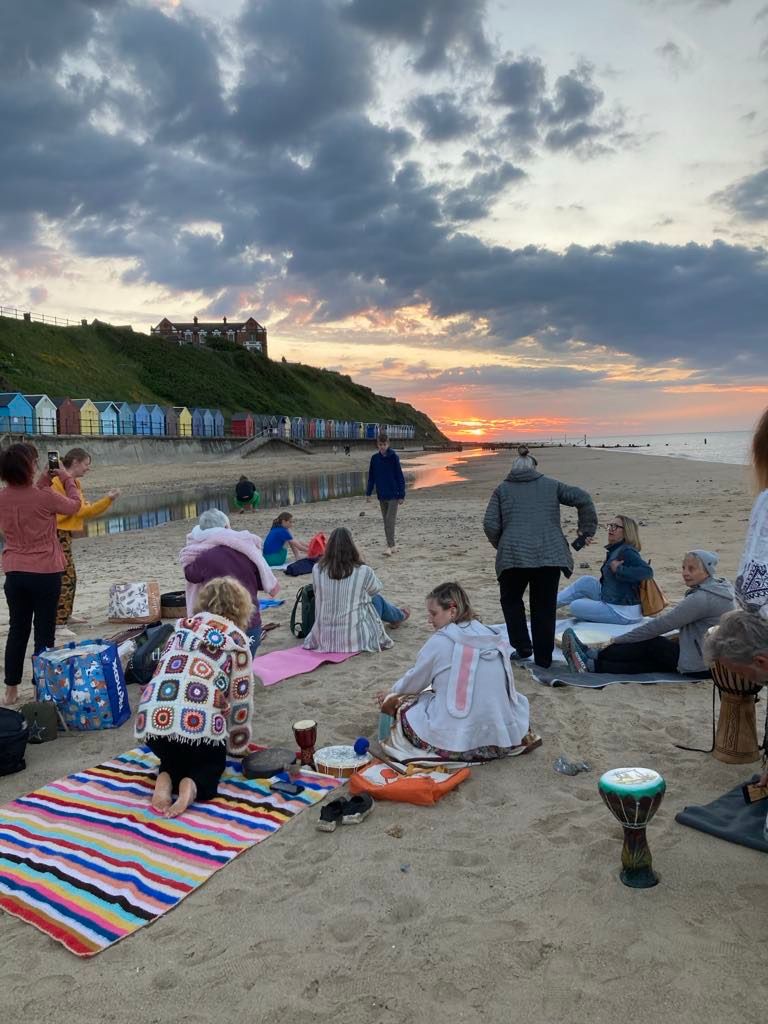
[483,446,597,668]
[563,549,735,676]
[179,507,279,654]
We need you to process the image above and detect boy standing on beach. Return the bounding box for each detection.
[366,433,406,556]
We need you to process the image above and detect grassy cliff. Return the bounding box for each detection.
[0,318,446,439]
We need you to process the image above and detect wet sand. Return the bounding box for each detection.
[1,445,765,1024]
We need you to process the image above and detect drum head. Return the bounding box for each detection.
[293,719,317,730]
[242,747,297,779]
[314,744,371,774]
[599,766,665,797]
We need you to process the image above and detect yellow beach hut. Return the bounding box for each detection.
[72,399,100,435]
[173,406,193,438]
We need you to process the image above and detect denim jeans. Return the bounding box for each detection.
[557,576,642,625]
[372,594,405,623]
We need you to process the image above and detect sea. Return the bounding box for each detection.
[575,430,751,467]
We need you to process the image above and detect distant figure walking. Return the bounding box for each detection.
[52,447,120,633]
[483,446,597,668]
[366,433,406,556]
[234,475,260,514]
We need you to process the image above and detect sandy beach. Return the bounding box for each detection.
[1,445,765,1024]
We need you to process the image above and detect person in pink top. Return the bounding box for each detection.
[0,443,81,706]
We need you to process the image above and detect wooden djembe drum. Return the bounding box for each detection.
[598,767,666,888]
[710,661,764,764]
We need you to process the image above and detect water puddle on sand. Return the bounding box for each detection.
[85,449,493,536]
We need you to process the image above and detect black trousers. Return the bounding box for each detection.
[4,571,62,687]
[596,636,708,678]
[498,566,561,668]
[146,736,227,802]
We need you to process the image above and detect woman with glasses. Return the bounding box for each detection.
[556,514,653,624]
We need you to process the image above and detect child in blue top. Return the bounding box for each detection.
[366,433,406,556]
[263,511,309,566]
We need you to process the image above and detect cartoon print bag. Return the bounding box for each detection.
[349,759,470,806]
[108,580,162,623]
[32,640,131,731]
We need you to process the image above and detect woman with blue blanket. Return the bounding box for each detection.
[378,583,541,761]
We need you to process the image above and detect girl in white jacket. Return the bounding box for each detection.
[379,583,541,761]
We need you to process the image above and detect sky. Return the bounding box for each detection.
[1,0,767,441]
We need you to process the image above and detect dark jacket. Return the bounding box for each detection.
[599,542,653,605]
[482,469,597,579]
[366,450,406,501]
[183,546,262,630]
[236,479,256,502]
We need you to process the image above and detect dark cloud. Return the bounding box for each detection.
[491,57,624,156]
[397,364,607,392]
[233,0,373,146]
[342,0,490,72]
[0,0,120,77]
[713,168,768,222]
[407,91,479,141]
[443,162,526,221]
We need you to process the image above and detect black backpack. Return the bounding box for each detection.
[125,622,175,685]
[290,584,315,639]
[0,708,29,777]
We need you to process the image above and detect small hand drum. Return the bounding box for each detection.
[598,767,666,888]
[292,719,317,768]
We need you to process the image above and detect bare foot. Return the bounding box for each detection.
[151,772,173,814]
[68,615,88,624]
[3,685,19,707]
[165,777,197,818]
[383,547,393,556]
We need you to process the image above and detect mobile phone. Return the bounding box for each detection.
[269,781,304,797]
[47,450,60,471]
[572,534,587,551]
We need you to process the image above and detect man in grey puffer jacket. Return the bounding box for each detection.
[483,449,597,667]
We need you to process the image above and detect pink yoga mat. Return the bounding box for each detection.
[253,646,358,686]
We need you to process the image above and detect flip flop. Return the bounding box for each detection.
[341,794,375,825]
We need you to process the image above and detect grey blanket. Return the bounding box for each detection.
[529,666,708,688]
[676,778,768,854]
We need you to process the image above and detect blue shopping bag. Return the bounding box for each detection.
[33,639,131,731]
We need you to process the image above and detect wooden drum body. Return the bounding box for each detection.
[711,662,763,765]
[292,719,318,768]
[598,767,666,889]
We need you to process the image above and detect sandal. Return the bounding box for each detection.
[388,607,410,630]
[317,797,347,833]
[341,794,375,825]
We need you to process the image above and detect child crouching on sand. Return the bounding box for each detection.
[135,577,254,818]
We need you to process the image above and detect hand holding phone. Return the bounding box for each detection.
[47,450,60,472]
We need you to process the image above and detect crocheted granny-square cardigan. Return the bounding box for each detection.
[135,612,253,754]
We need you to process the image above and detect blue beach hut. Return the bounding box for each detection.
[24,395,57,435]
[0,393,34,434]
[212,409,225,437]
[191,408,207,437]
[93,401,120,436]
[117,402,135,435]
[147,404,166,436]
[131,404,151,436]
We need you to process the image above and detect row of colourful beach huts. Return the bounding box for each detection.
[0,393,417,442]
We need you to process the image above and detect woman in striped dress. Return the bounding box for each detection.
[302,527,409,653]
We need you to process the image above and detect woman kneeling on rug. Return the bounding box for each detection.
[135,577,254,818]
[378,582,541,761]
[561,550,735,677]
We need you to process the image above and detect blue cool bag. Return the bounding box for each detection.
[32,639,131,731]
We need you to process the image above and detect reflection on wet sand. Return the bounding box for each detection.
[85,451,487,536]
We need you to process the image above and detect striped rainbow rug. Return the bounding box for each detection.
[0,747,340,956]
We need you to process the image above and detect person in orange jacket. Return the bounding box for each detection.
[51,447,120,632]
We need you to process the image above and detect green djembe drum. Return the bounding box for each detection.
[598,767,666,888]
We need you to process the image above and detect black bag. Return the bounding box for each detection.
[19,701,58,744]
[0,707,29,776]
[125,622,175,685]
[290,584,315,639]
[285,557,317,577]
